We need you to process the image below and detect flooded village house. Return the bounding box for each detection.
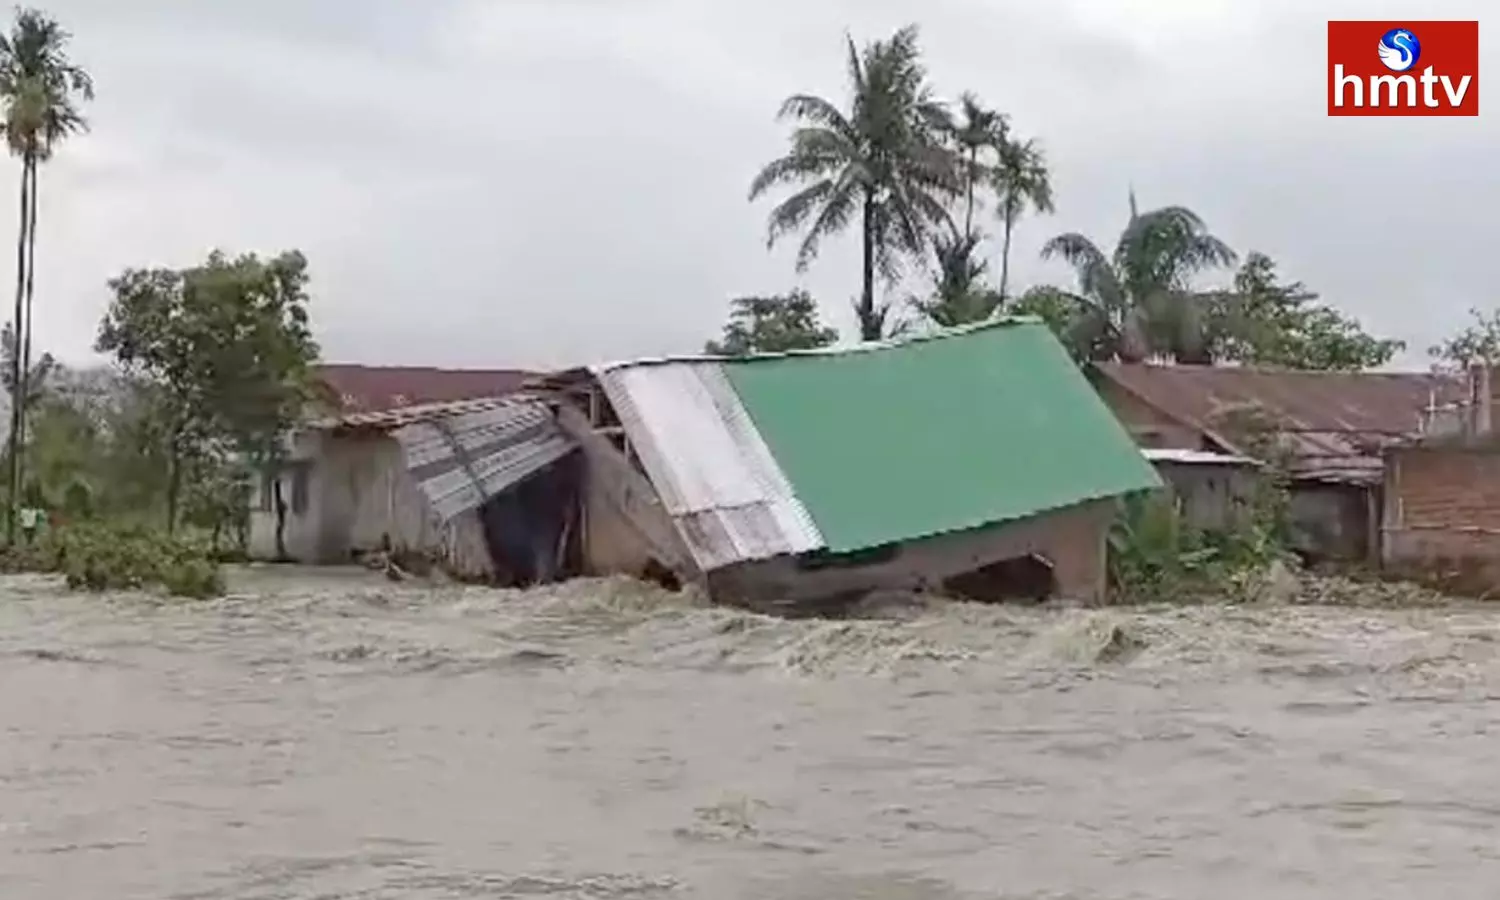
[255,320,1162,606]
[1382,363,1500,583]
[1095,362,1463,564]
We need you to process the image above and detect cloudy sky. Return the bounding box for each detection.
[19,0,1498,369]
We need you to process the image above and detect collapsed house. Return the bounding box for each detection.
[539,318,1161,606]
[248,396,580,582]
[255,320,1163,605]
[1095,362,1463,563]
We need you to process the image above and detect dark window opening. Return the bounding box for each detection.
[944,554,1056,604]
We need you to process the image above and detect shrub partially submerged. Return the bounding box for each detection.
[0,522,225,599]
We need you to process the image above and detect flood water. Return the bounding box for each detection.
[4,567,1500,898]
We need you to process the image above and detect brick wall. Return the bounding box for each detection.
[1383,446,1500,578]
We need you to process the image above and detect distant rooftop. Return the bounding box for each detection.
[316,364,535,413]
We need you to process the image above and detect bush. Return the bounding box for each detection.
[46,522,227,599]
[1107,492,1290,604]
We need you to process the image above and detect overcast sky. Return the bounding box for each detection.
[19,0,1499,369]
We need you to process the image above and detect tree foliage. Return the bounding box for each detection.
[96,249,319,533]
[1429,307,1500,369]
[909,232,1002,327]
[750,24,956,341]
[704,290,837,356]
[1210,252,1403,370]
[1038,194,1237,363]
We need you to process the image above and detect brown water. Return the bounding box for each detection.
[3,567,1500,899]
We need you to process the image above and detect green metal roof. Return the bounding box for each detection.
[720,319,1162,554]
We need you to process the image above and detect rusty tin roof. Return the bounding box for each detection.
[317,364,534,413]
[1098,363,1463,484]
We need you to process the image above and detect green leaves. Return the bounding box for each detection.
[705,290,838,356]
[96,249,321,529]
[1210,251,1403,370]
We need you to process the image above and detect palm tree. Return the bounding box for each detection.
[947,92,1006,242]
[0,8,92,540]
[749,24,956,341]
[909,231,1002,327]
[1038,192,1236,363]
[992,135,1053,301]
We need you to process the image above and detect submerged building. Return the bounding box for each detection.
[255,319,1162,606]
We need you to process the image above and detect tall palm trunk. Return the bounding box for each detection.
[962,148,977,241]
[5,154,29,544]
[998,199,1015,302]
[859,191,878,341]
[18,155,36,505]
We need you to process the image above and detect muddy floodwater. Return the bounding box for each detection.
[4,568,1500,898]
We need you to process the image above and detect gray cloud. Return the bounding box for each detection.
[16,0,1500,369]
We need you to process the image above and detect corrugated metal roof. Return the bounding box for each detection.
[1144,448,1261,466]
[1099,363,1463,485]
[596,362,824,570]
[317,364,534,413]
[719,320,1162,554]
[312,396,528,432]
[392,398,576,521]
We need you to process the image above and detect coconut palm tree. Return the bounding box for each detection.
[992,135,1053,301]
[947,92,1007,242]
[1038,192,1236,363]
[0,8,92,539]
[750,24,957,341]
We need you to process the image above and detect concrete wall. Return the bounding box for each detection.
[250,431,494,579]
[1288,482,1374,563]
[580,473,657,577]
[1383,446,1500,579]
[709,498,1116,607]
[248,431,325,562]
[1153,461,1260,532]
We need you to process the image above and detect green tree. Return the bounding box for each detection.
[749,24,956,341]
[1429,307,1500,369]
[1038,193,1236,363]
[0,319,53,411]
[705,290,838,355]
[1211,252,1403,370]
[0,7,91,542]
[1009,285,1094,360]
[946,92,1006,242]
[96,250,320,536]
[992,135,1053,301]
[909,232,1002,327]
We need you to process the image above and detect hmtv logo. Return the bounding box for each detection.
[1328,20,1479,116]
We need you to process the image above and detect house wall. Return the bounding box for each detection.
[1382,446,1500,579]
[1288,482,1374,563]
[1094,378,1204,449]
[1152,461,1260,532]
[708,498,1116,607]
[580,473,657,577]
[251,430,495,578]
[249,431,325,562]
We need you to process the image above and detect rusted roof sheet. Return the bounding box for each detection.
[317,364,534,413]
[1099,363,1462,484]
[392,398,575,521]
[594,361,824,570]
[312,396,528,432]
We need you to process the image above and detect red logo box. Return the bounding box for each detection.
[1327,20,1479,116]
